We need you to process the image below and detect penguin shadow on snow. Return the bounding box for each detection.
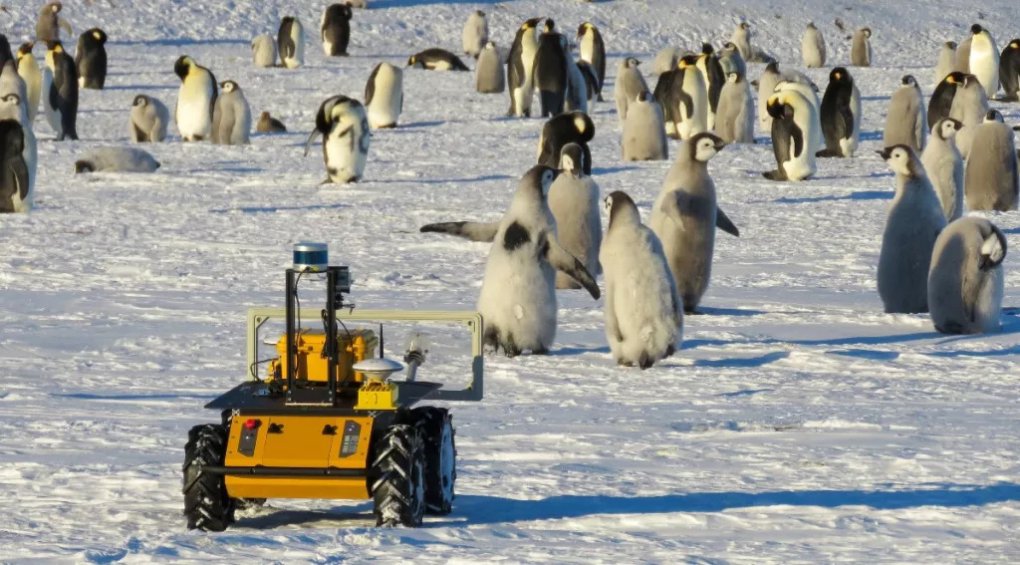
[209,202,351,214]
[772,189,890,204]
[691,350,790,368]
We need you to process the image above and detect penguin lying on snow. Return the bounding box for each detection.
[408,49,469,71]
[256,111,286,133]
[74,147,160,173]
[928,217,1007,334]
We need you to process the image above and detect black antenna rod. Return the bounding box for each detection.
[379,323,384,359]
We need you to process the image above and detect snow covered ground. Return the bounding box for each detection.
[1,0,1019,562]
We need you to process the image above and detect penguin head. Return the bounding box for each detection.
[520,165,559,199]
[901,75,917,87]
[678,55,698,69]
[16,42,34,59]
[543,19,556,33]
[474,10,485,17]
[132,94,149,107]
[558,143,585,177]
[979,224,1008,270]
[49,2,61,14]
[47,41,64,54]
[740,22,750,31]
[700,43,715,55]
[860,27,871,38]
[636,90,651,103]
[90,29,108,44]
[726,72,741,84]
[765,94,790,119]
[970,24,984,35]
[943,71,966,86]
[764,61,779,74]
[984,109,1004,123]
[1010,40,1020,50]
[576,22,591,38]
[260,111,272,121]
[935,118,963,140]
[604,191,639,228]
[569,111,595,142]
[829,67,851,85]
[806,22,817,30]
[522,17,542,30]
[689,132,726,162]
[220,80,239,93]
[74,160,95,174]
[878,145,920,177]
[945,40,957,49]
[406,55,419,68]
[174,56,194,80]
[623,57,640,68]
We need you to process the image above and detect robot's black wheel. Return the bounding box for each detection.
[412,407,456,515]
[182,424,235,531]
[370,423,426,527]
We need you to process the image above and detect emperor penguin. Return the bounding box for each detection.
[533,20,569,117]
[15,44,41,122]
[129,94,169,142]
[968,24,999,99]
[0,37,9,69]
[419,166,600,356]
[574,61,600,105]
[364,61,403,129]
[537,111,594,174]
[576,22,605,101]
[653,47,682,76]
[0,69,38,209]
[304,95,370,184]
[696,44,726,130]
[320,4,353,57]
[74,147,160,173]
[654,55,708,140]
[964,110,1019,212]
[756,62,816,135]
[615,57,649,125]
[928,217,1007,334]
[461,10,488,59]
[763,89,818,181]
[506,17,542,117]
[277,16,305,69]
[601,191,683,369]
[256,111,287,133]
[173,55,217,142]
[998,39,1020,101]
[75,28,106,89]
[883,75,926,151]
[475,41,505,94]
[650,132,740,313]
[713,71,754,144]
[921,118,964,222]
[548,143,602,289]
[35,2,72,44]
[564,56,589,113]
[0,120,29,213]
[817,67,860,158]
[934,41,957,86]
[251,34,276,68]
[43,41,77,141]
[950,73,990,158]
[622,91,668,161]
[928,71,965,130]
[407,49,469,71]
[801,22,827,68]
[955,36,972,73]
[851,27,872,67]
[718,42,746,79]
[729,22,752,62]
[211,80,251,145]
[877,145,947,314]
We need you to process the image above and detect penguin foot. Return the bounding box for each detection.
[684,308,704,315]
[762,170,787,181]
[815,149,839,158]
[596,94,604,102]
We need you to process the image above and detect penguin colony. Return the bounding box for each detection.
[1,5,1018,371]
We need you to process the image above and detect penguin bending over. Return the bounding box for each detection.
[851,27,872,67]
[817,67,859,158]
[548,143,601,289]
[622,91,668,161]
[75,28,107,89]
[921,118,964,222]
[576,22,605,101]
[74,147,160,173]
[408,48,469,71]
[999,39,1020,101]
[537,111,594,174]
[212,80,251,145]
[130,94,169,142]
[601,191,682,369]
[506,18,542,117]
[251,34,276,68]
[304,95,370,184]
[714,71,754,144]
[173,55,217,142]
[420,166,600,356]
[36,2,72,44]
[928,217,1007,334]
[801,22,826,68]
[365,62,403,129]
[278,16,305,69]
[321,4,353,57]
[15,44,41,123]
[533,20,569,117]
[763,90,817,181]
[462,10,488,59]
[883,75,926,151]
[475,42,504,93]
[43,41,77,140]
[0,119,29,213]
[615,57,649,124]
[964,110,1019,211]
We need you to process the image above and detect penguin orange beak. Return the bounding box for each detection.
[877,148,894,160]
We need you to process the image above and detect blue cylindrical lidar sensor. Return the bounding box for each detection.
[293,242,328,272]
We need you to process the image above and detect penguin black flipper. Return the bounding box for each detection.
[11,157,29,204]
[716,208,739,237]
[365,63,380,106]
[767,107,796,178]
[278,19,295,60]
[576,61,599,100]
[420,221,499,242]
[53,53,79,140]
[653,70,679,129]
[546,236,600,299]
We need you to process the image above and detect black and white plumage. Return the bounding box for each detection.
[278,16,305,69]
[364,62,403,129]
[320,3,353,57]
[968,24,999,99]
[15,43,41,123]
[536,111,594,175]
[173,55,217,142]
[506,18,542,117]
[211,80,251,145]
[43,41,78,141]
[928,217,1007,334]
[407,48,469,71]
[533,20,569,117]
[0,67,37,210]
[576,22,605,101]
[928,71,965,130]
[883,75,926,151]
[74,28,107,89]
[817,67,859,158]
[654,55,708,140]
[74,147,160,173]
[0,119,29,213]
[998,39,1020,101]
[921,118,964,222]
[763,90,817,181]
[304,95,370,184]
[696,44,726,130]
[130,94,169,142]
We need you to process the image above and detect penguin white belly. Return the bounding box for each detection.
[970,39,999,98]
[580,34,595,64]
[517,40,539,112]
[974,268,1004,333]
[477,248,556,351]
[841,84,861,157]
[432,60,453,71]
[177,78,213,140]
[18,66,42,123]
[324,122,366,183]
[368,89,401,129]
[322,38,333,57]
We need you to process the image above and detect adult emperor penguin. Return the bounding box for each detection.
[36,2,72,44]
[173,55,217,142]
[928,71,964,130]
[251,34,276,68]
[921,118,964,222]
[934,41,957,86]
[615,57,649,124]
[775,79,824,155]
[420,166,600,356]
[877,145,947,314]
[256,111,287,133]
[696,44,726,130]
[968,24,999,99]
[506,17,542,117]
[576,22,605,101]
[650,132,740,313]
[601,191,682,369]
[0,70,37,209]
[801,22,826,68]
[364,61,403,129]
[74,147,160,173]
[564,56,589,113]
[75,28,106,89]
[928,217,1007,334]
[211,80,251,145]
[278,16,305,69]
[950,73,990,158]
[729,22,752,61]
[129,94,169,142]
[43,41,77,141]
[999,39,1020,101]
[407,48,469,71]
[883,75,926,151]
[654,55,708,140]
[533,20,569,117]
[0,120,29,214]
[461,10,488,59]
[851,27,872,67]
[304,95,370,184]
[475,41,504,93]
[622,91,668,161]
[15,44,41,123]
[548,143,601,289]
[320,3,353,57]
[714,71,754,144]
[537,111,594,174]
[964,110,1019,212]
[763,89,818,181]
[817,67,860,158]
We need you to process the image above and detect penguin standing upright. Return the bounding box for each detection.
[251,34,277,68]
[817,67,859,158]
[999,39,1020,101]
[655,55,707,140]
[461,10,488,59]
[576,22,605,101]
[278,16,305,69]
[928,217,1007,334]
[75,28,106,89]
[420,166,600,356]
[955,36,972,73]
[877,145,947,314]
[950,74,990,158]
[548,143,601,289]
[537,111,594,174]
[928,71,964,129]
[532,20,569,117]
[934,41,957,86]
[615,57,649,124]
[36,2,71,44]
[964,110,1019,211]
[320,3,353,57]
[714,71,754,144]
[696,45,726,130]
[763,90,818,181]
[883,75,926,151]
[600,191,682,369]
[650,133,739,313]
[211,80,251,145]
[364,61,403,129]
[506,18,542,117]
[304,95,370,184]
[0,119,29,213]
[730,22,752,61]
[130,94,169,142]
[851,27,872,67]
[43,41,77,140]
[15,44,41,122]
[921,118,964,222]
[622,91,668,161]
[0,66,37,208]
[564,56,588,113]
[718,42,746,78]
[173,56,217,142]
[968,24,999,99]
[475,41,504,94]
[756,62,782,134]
[801,22,826,68]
